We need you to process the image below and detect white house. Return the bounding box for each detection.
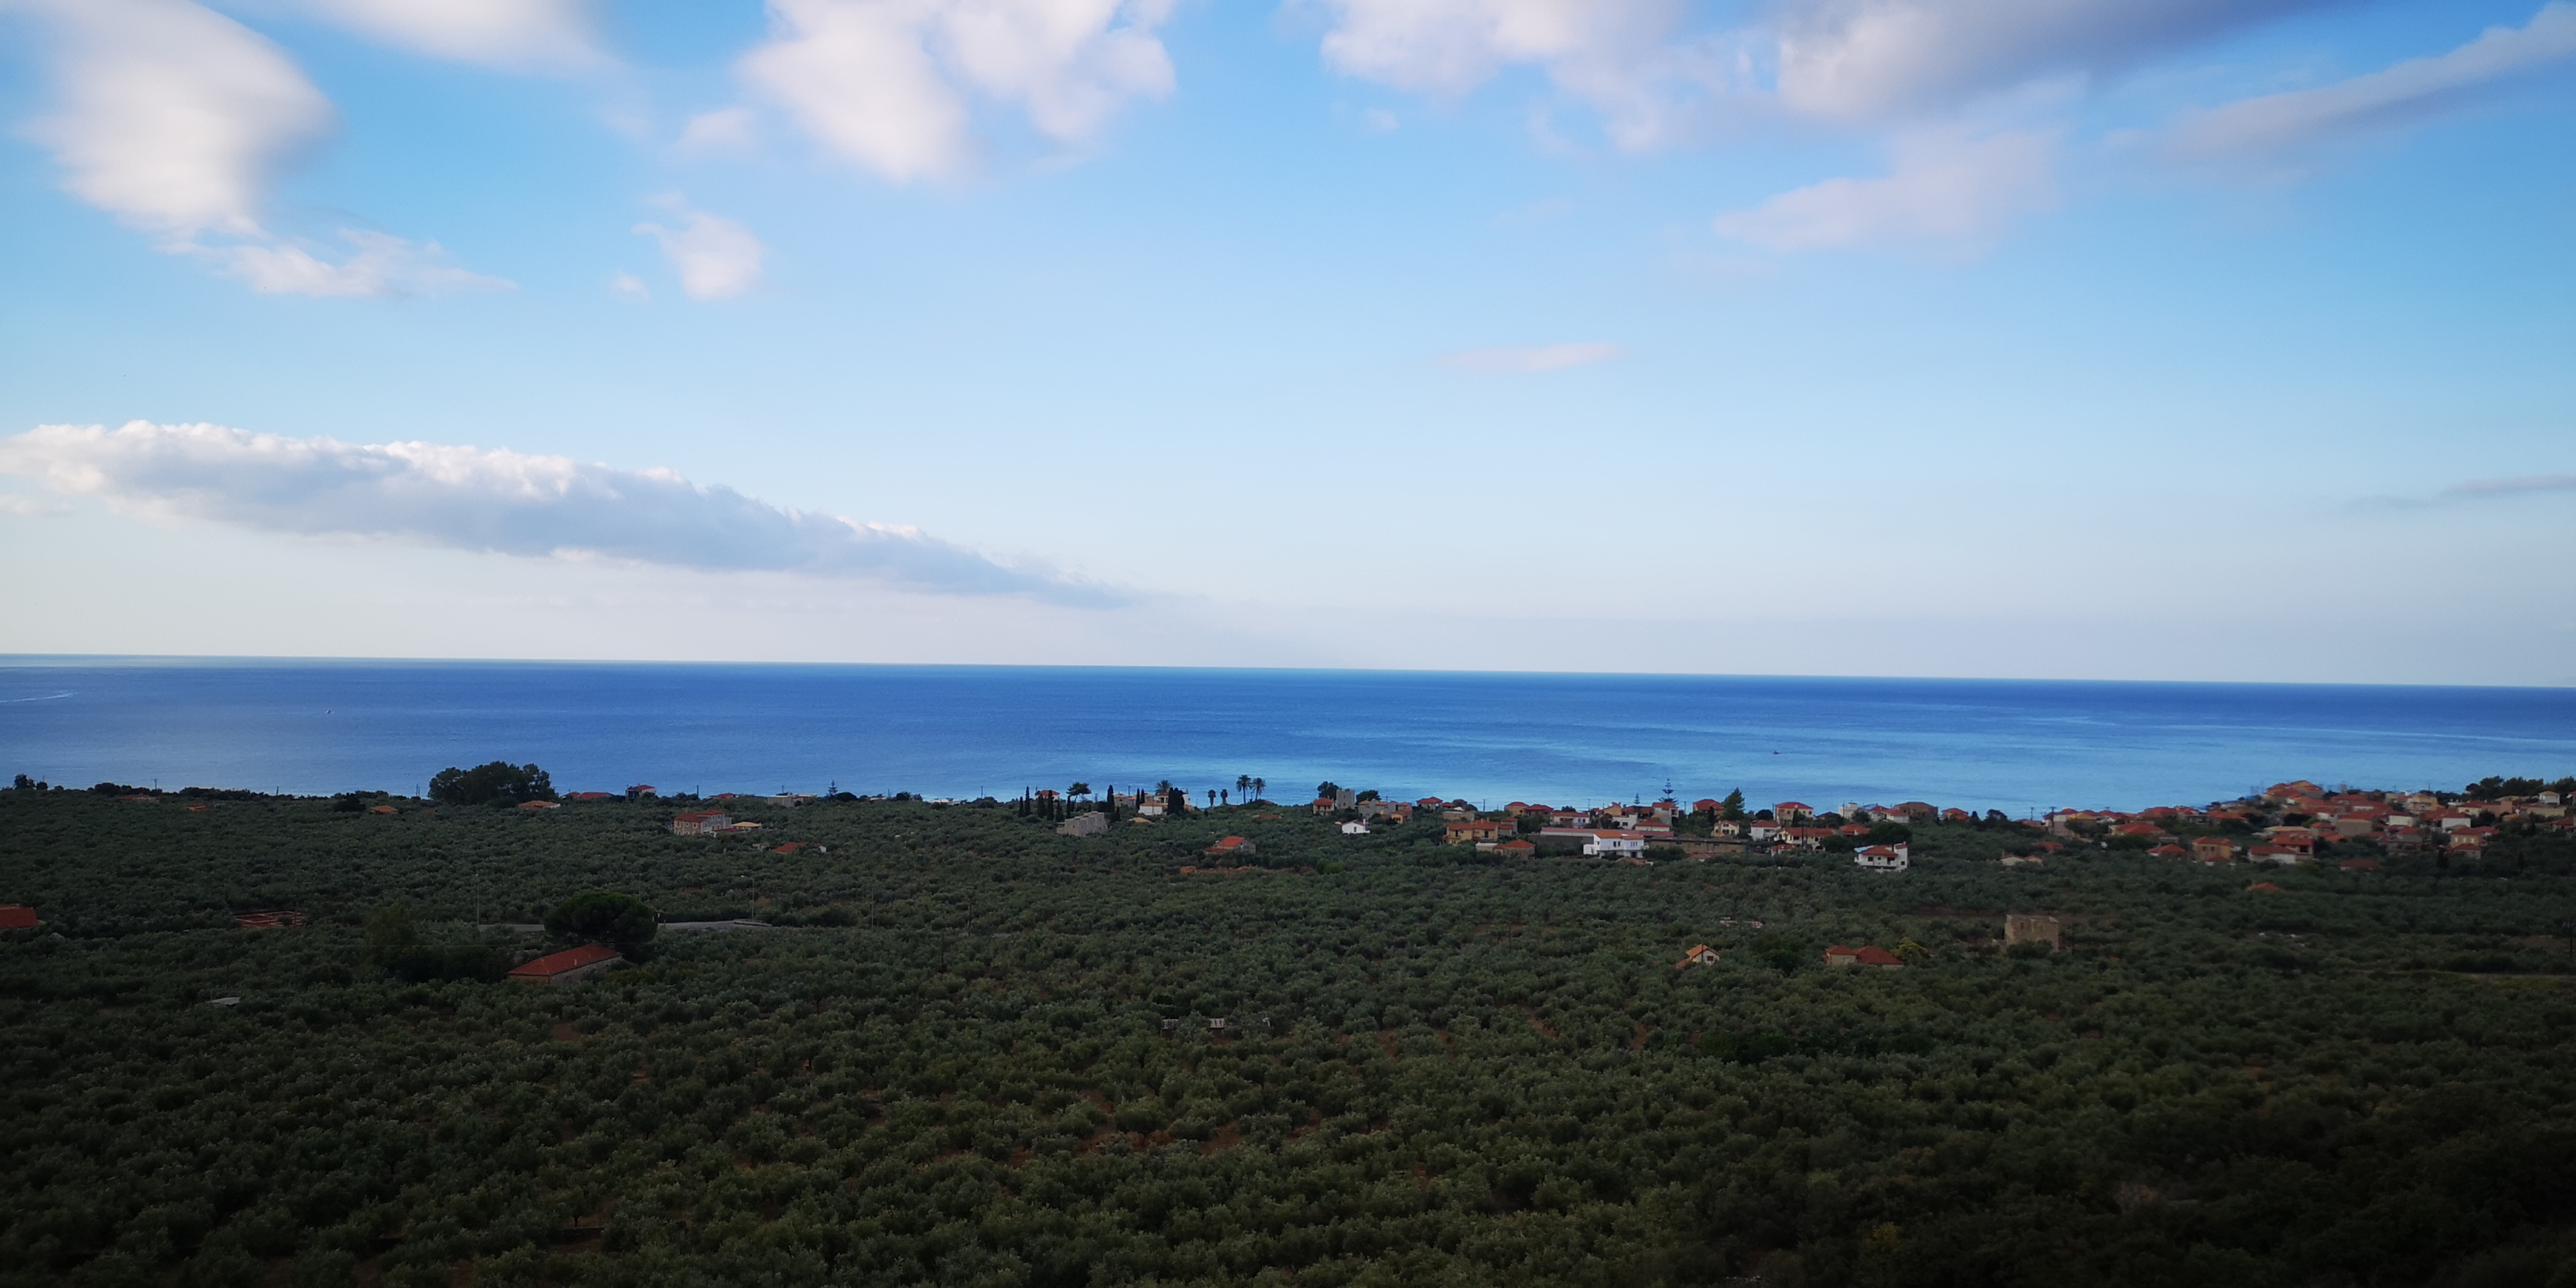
[1340,821,1370,835]
[1854,843,1910,872]
[1584,832,1647,859]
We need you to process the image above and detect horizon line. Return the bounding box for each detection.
[0,652,2568,693]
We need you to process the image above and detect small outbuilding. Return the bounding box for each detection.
[1205,836,1258,857]
[1824,944,1904,969]
[1678,944,1720,968]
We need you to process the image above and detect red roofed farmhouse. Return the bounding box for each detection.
[669,811,731,836]
[0,905,40,930]
[509,943,624,985]
[1205,836,1258,858]
[1824,944,1905,969]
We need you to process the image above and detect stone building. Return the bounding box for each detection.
[2003,914,2063,949]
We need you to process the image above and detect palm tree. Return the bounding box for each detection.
[1236,774,1252,800]
[1252,777,1265,802]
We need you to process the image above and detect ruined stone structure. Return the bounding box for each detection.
[2003,914,2064,949]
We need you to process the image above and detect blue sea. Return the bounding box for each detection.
[0,658,2570,814]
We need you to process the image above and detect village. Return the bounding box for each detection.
[604,773,2576,879]
[1024,776,2576,876]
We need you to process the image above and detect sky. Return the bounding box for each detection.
[0,0,2570,685]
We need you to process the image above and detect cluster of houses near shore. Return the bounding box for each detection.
[2038,780,2570,868]
[1281,777,2568,872]
[1300,788,1922,870]
[621,774,2566,873]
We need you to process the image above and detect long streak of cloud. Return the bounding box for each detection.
[0,422,1122,606]
[1442,342,1623,372]
[2165,3,2576,167]
[1772,0,2342,121]
[294,0,600,68]
[1714,130,2058,252]
[2445,474,2576,499]
[1311,0,2344,147]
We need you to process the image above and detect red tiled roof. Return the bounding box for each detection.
[0,905,39,930]
[1854,946,1904,967]
[511,943,621,979]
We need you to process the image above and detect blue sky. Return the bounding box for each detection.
[0,0,2570,684]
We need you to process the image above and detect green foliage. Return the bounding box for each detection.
[363,905,417,953]
[543,891,656,946]
[364,904,503,982]
[426,761,554,806]
[6,789,2576,1286]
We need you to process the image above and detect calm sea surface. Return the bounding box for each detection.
[1,658,2569,813]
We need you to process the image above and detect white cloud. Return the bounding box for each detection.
[609,270,652,302]
[1314,0,1731,150]
[0,422,1122,604]
[1441,342,1623,372]
[1772,0,2338,121]
[294,0,599,67]
[737,0,1176,182]
[2164,4,2576,168]
[2445,474,2576,499]
[633,196,766,300]
[675,105,762,154]
[1318,0,1674,97]
[16,0,506,296]
[1713,129,2057,251]
[208,229,512,297]
[21,0,332,238]
[1312,0,2352,147]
